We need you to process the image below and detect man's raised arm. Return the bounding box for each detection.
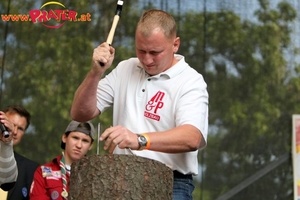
[71,43,115,122]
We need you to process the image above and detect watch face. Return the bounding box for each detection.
[138,135,147,146]
[140,136,147,142]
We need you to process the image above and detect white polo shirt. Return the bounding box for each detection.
[96,54,209,175]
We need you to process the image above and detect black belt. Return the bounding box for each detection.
[173,170,193,180]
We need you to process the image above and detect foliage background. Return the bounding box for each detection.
[1,0,300,199]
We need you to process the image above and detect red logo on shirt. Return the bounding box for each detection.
[144,91,165,121]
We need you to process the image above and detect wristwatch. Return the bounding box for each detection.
[137,134,148,150]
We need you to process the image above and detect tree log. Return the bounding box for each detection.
[69,154,173,200]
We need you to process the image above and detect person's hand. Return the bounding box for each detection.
[100,125,139,153]
[0,111,14,143]
[92,42,115,71]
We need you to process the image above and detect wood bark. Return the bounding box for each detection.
[69,154,173,200]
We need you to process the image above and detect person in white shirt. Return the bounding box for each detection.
[70,9,209,200]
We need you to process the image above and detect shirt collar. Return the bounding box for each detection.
[137,54,187,79]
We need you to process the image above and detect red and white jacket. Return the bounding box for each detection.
[30,155,69,200]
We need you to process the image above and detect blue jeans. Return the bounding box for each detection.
[172,177,195,200]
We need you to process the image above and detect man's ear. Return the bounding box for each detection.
[173,37,180,53]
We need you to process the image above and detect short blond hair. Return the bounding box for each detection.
[136,9,177,39]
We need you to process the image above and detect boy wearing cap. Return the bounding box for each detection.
[29,121,94,200]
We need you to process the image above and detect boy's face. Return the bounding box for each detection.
[62,131,93,164]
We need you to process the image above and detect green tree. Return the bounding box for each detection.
[178,1,298,199]
[0,0,138,163]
